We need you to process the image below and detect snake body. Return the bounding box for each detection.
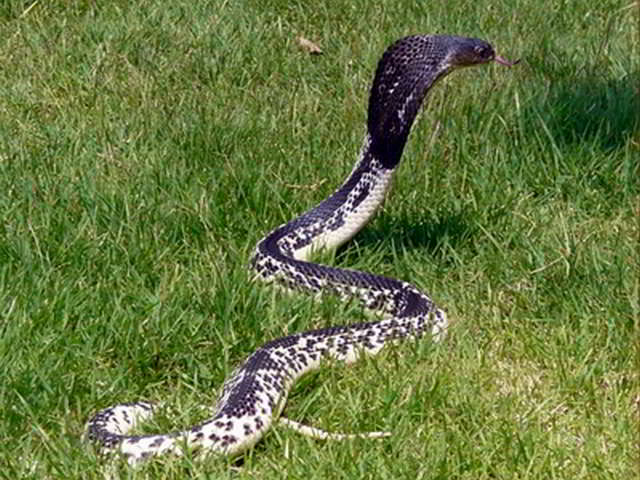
[86,34,510,465]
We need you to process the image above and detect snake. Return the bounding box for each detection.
[85,34,516,466]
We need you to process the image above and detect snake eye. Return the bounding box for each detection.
[474,45,487,56]
[472,43,496,62]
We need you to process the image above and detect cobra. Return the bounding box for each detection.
[86,34,516,465]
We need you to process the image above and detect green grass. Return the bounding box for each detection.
[0,0,638,478]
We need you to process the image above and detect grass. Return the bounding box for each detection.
[0,0,638,478]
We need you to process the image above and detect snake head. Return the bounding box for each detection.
[368,36,464,164]
[367,35,518,168]
[445,37,496,67]
[445,37,519,69]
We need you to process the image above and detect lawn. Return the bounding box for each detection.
[0,0,637,478]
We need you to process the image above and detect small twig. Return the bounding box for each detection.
[529,256,565,275]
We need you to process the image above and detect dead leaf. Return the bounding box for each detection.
[297,36,323,55]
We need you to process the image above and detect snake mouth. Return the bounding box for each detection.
[495,55,520,67]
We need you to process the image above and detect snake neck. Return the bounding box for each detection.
[253,133,394,265]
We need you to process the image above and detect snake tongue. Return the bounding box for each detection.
[494,55,520,67]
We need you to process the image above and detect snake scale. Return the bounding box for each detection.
[86,34,516,465]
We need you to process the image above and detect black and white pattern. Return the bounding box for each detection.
[86,35,504,466]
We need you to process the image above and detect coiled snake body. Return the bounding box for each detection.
[86,34,515,465]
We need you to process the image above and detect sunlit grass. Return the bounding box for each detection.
[0,0,637,478]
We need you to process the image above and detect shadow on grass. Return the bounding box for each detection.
[528,65,640,153]
[337,207,477,265]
